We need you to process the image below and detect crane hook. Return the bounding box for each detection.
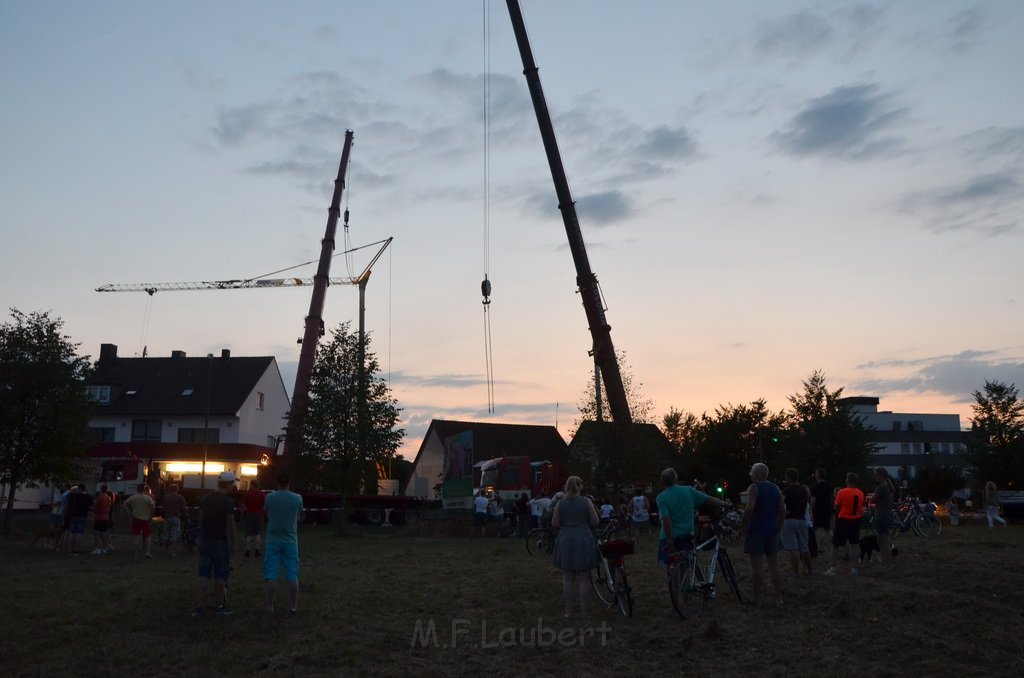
[481,275,491,305]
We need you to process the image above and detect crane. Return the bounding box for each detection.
[505,0,636,464]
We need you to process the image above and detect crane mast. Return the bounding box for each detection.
[505,2,635,448]
[284,130,355,464]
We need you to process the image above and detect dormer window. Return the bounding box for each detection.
[126,389,138,396]
[85,385,111,404]
[182,388,194,396]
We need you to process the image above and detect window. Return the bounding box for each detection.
[900,443,910,455]
[177,428,220,444]
[86,427,116,443]
[131,419,162,442]
[257,392,265,410]
[85,385,111,404]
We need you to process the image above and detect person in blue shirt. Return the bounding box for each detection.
[656,467,727,565]
[263,473,305,614]
[741,462,786,607]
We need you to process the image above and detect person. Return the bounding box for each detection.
[44,483,70,549]
[473,490,490,538]
[628,488,651,541]
[195,471,238,616]
[809,468,832,555]
[535,492,552,528]
[161,484,188,557]
[825,472,865,576]
[657,467,727,565]
[741,463,786,606]
[599,498,615,524]
[489,493,506,537]
[91,484,114,555]
[871,468,895,569]
[515,492,531,539]
[123,484,156,561]
[984,481,1007,528]
[264,473,304,614]
[64,484,93,555]
[550,476,599,618]
[529,492,543,528]
[241,480,266,557]
[781,468,812,577]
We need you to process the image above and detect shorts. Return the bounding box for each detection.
[165,516,182,542]
[744,533,780,557]
[631,518,649,531]
[873,512,893,536]
[69,516,87,534]
[833,517,861,546]
[780,519,809,553]
[264,541,300,582]
[474,512,487,528]
[94,519,109,533]
[131,518,152,537]
[243,513,263,537]
[657,534,693,566]
[198,539,231,580]
[812,511,832,531]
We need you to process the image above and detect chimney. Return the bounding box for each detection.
[221,349,231,359]
[171,350,186,358]
[98,344,117,367]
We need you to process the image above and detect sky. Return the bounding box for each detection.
[2,1,1023,459]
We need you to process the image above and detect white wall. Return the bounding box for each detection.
[235,361,290,446]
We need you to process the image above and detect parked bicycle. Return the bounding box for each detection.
[525,526,555,556]
[590,519,635,617]
[869,497,942,538]
[667,517,742,619]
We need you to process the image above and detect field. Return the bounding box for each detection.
[1,514,1022,678]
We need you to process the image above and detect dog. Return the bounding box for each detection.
[858,534,898,563]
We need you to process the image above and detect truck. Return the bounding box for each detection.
[477,456,567,507]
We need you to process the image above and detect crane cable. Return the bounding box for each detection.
[481,0,495,414]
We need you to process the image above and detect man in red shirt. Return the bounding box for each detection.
[91,484,114,555]
[241,480,266,558]
[825,472,865,576]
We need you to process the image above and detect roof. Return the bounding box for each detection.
[87,351,277,417]
[569,421,677,462]
[411,419,568,466]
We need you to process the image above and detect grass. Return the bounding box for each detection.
[2,514,1023,677]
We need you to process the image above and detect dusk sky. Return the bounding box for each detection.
[2,1,1022,459]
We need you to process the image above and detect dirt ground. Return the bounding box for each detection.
[1,513,1021,677]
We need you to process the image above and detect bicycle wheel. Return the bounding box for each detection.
[718,552,743,604]
[669,554,705,619]
[591,557,614,607]
[914,513,942,538]
[611,563,634,618]
[526,529,551,555]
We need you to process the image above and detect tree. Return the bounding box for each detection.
[294,322,404,495]
[572,349,656,434]
[662,407,700,459]
[781,370,875,484]
[967,380,1024,487]
[0,309,92,533]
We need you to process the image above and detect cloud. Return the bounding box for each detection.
[755,10,834,58]
[576,191,634,226]
[944,6,988,54]
[962,126,1024,163]
[772,84,907,159]
[900,171,1021,236]
[637,125,697,161]
[211,104,272,146]
[852,349,1024,403]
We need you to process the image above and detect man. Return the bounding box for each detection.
[473,490,490,538]
[780,468,812,577]
[91,484,114,555]
[741,462,786,606]
[809,468,833,555]
[871,468,895,569]
[628,488,651,542]
[825,472,865,576]
[123,484,156,561]
[241,479,265,557]
[195,471,237,616]
[656,467,726,565]
[161,484,188,557]
[263,473,304,614]
[515,492,531,539]
[122,484,156,561]
[64,484,93,555]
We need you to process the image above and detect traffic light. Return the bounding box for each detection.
[716,485,724,495]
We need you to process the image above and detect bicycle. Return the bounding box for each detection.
[590,520,635,617]
[903,498,942,537]
[667,520,743,619]
[525,526,555,556]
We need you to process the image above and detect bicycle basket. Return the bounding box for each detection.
[599,539,635,559]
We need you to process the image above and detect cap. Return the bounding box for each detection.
[218,471,237,483]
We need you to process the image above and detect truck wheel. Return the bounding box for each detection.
[365,506,386,526]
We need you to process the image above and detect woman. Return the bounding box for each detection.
[551,476,599,618]
[984,481,1007,528]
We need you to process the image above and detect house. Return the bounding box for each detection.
[404,420,568,499]
[841,396,971,480]
[83,343,290,491]
[568,420,678,488]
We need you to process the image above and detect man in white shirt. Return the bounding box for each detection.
[473,491,490,538]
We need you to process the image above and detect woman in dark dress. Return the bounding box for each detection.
[552,475,599,618]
